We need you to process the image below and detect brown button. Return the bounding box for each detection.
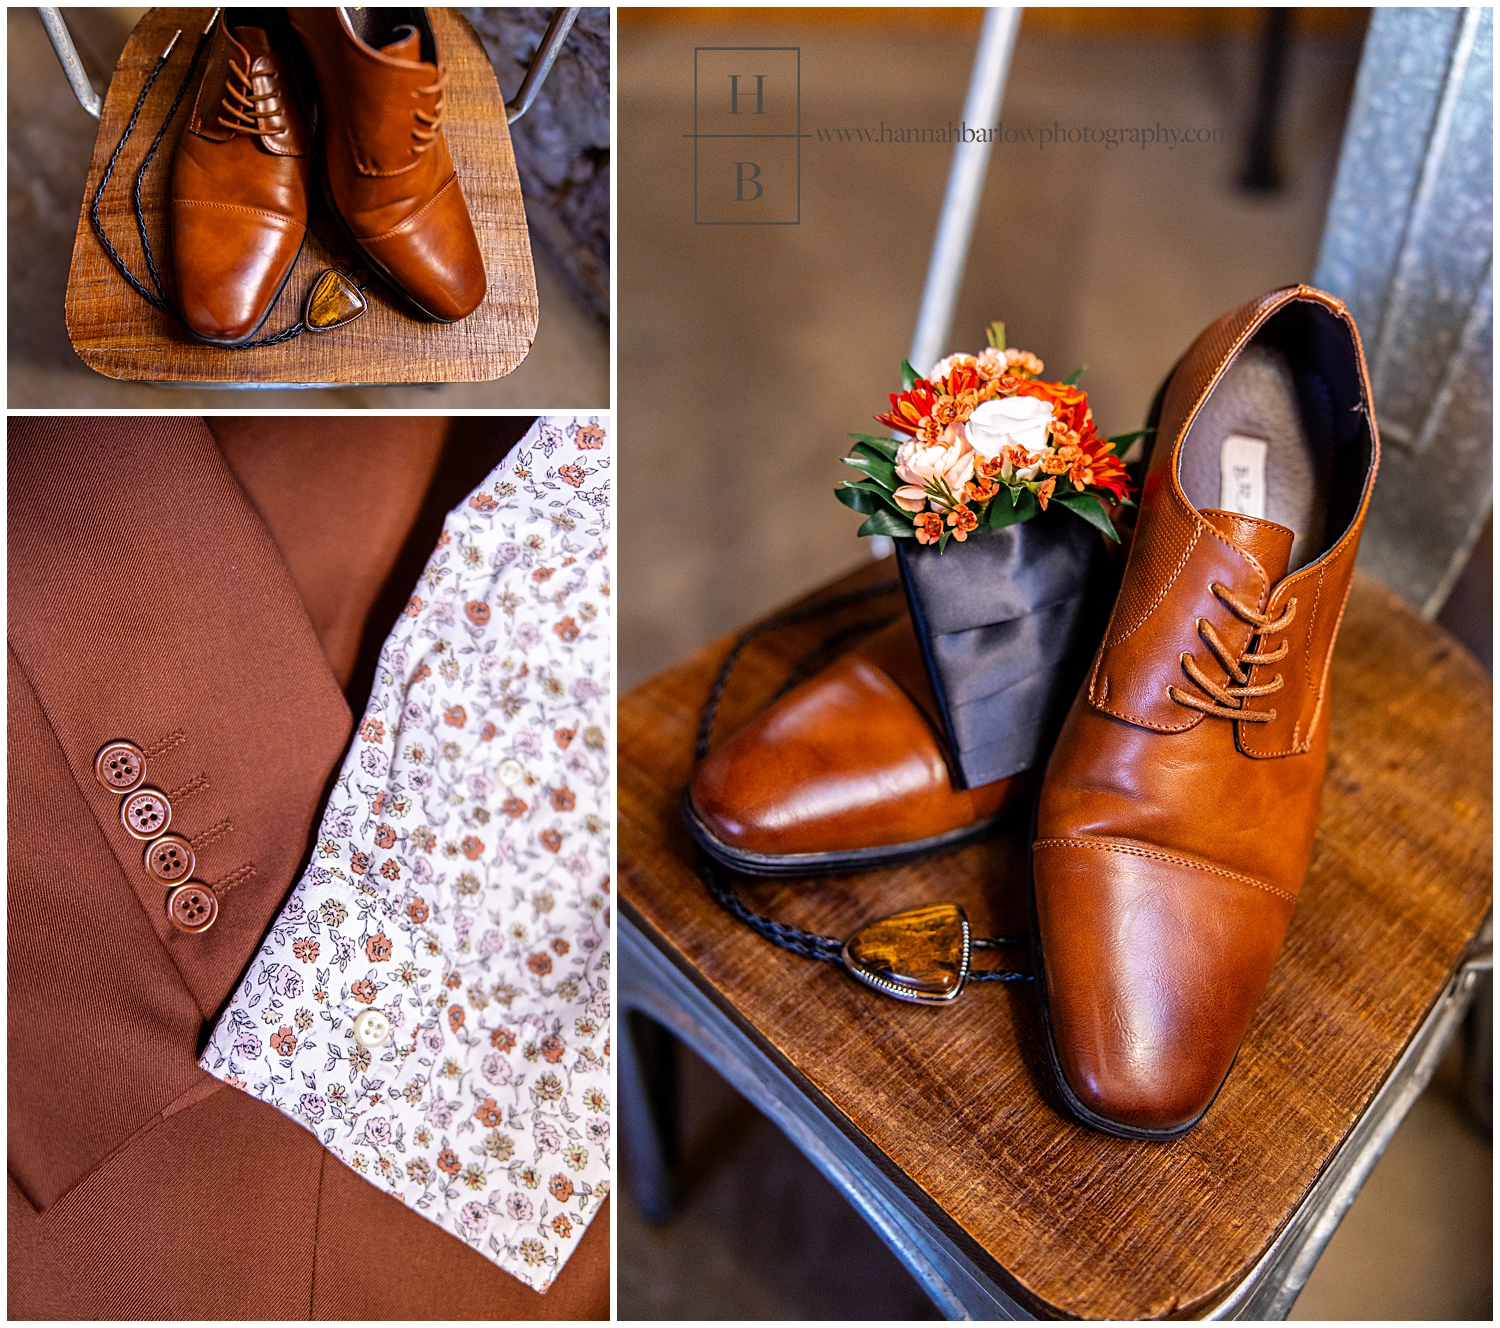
[120,787,172,840]
[94,741,145,793]
[166,881,218,933]
[145,833,196,884]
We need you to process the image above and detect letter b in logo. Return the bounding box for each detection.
[734,162,763,202]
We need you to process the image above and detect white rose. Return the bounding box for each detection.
[965,395,1054,460]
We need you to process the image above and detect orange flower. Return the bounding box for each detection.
[407,897,429,924]
[551,787,575,812]
[366,933,393,963]
[270,1027,297,1057]
[474,1099,504,1127]
[461,835,484,861]
[1036,478,1056,511]
[913,512,945,544]
[444,705,467,729]
[947,506,979,541]
[539,829,563,853]
[374,824,396,849]
[448,1005,466,1032]
[437,1148,461,1175]
[465,600,491,626]
[964,475,999,504]
[874,379,942,436]
[554,727,575,749]
[491,1027,517,1052]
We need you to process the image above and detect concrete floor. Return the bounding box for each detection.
[6,7,607,408]
[618,10,1490,1320]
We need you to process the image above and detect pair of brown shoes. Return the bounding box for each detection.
[170,8,486,347]
[689,285,1381,1139]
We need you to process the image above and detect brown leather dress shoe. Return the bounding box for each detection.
[170,13,312,346]
[1032,285,1380,1138]
[289,8,487,323]
[688,617,1029,874]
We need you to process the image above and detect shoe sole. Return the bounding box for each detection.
[681,788,1017,878]
[179,227,309,349]
[318,162,462,325]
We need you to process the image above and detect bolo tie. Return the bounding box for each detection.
[687,580,1033,1005]
[89,8,369,349]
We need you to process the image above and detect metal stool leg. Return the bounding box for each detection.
[621,1006,682,1223]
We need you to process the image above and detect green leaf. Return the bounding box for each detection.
[846,432,899,459]
[840,453,898,490]
[835,483,887,515]
[1106,427,1154,447]
[851,441,898,469]
[1053,490,1120,541]
[985,321,1006,351]
[990,486,1040,527]
[938,530,952,552]
[1061,365,1087,386]
[900,358,920,390]
[857,507,916,538]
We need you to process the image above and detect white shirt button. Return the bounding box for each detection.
[496,758,525,786]
[352,1009,390,1049]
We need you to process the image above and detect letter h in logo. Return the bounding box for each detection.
[692,48,800,224]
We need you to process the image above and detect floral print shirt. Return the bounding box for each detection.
[201,417,612,1292]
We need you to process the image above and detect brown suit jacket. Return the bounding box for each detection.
[8,416,609,1319]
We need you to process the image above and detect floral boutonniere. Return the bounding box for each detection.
[837,323,1145,551]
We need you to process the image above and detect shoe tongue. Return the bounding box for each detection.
[1201,509,1294,585]
[380,25,422,62]
[229,26,273,60]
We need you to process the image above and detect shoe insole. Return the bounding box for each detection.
[1177,344,1328,573]
[340,7,431,59]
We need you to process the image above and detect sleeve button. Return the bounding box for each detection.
[145,833,196,883]
[166,881,218,933]
[94,741,145,792]
[121,788,172,840]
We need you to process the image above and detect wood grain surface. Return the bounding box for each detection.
[619,561,1492,1320]
[63,7,537,384]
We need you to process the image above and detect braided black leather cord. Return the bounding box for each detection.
[688,577,1031,983]
[91,19,308,350]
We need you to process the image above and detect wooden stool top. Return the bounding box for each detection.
[620,560,1492,1320]
[63,7,536,385]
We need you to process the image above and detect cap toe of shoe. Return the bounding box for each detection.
[171,202,303,343]
[362,174,487,321]
[1032,835,1296,1135]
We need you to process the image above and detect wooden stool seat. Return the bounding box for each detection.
[620,561,1492,1319]
[63,7,536,386]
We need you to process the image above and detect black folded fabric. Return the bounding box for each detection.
[897,514,1113,789]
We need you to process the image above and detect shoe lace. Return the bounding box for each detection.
[218,53,282,135]
[410,66,448,153]
[1166,582,1298,723]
